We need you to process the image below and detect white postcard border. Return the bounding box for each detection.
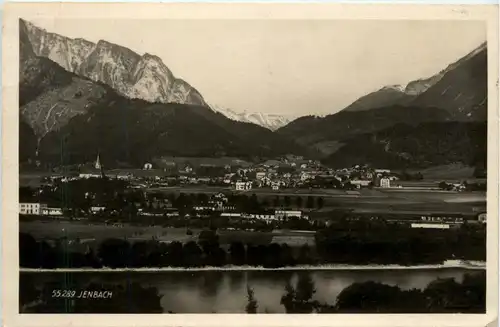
[2,3,499,327]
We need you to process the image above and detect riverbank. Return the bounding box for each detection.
[20,260,486,273]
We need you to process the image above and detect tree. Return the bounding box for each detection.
[296,196,303,208]
[280,280,297,313]
[229,241,246,265]
[295,273,316,304]
[19,233,40,268]
[245,286,258,313]
[273,196,280,208]
[98,238,131,268]
[438,181,450,190]
[284,196,291,208]
[297,244,312,265]
[182,241,203,267]
[249,193,259,211]
[306,196,314,209]
[317,197,324,209]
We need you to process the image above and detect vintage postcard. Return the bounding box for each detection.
[2,2,499,327]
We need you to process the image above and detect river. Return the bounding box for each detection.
[20,267,484,313]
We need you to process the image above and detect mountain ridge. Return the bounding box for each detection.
[21,19,208,107]
[278,42,487,153]
[340,41,487,113]
[19,22,310,166]
[210,105,298,131]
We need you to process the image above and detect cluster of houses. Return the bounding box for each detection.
[19,189,310,224]
[191,193,307,222]
[44,153,404,192]
[227,163,397,192]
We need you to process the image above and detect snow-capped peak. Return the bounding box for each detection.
[382,84,407,92]
[210,105,298,131]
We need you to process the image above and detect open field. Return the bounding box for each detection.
[20,221,314,247]
[401,164,476,180]
[148,186,232,194]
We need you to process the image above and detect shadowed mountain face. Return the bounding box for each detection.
[411,43,487,121]
[340,86,416,113]
[341,42,487,117]
[37,98,308,166]
[20,21,110,139]
[21,19,207,107]
[322,122,487,169]
[19,20,308,166]
[277,42,487,169]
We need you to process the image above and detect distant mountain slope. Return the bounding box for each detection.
[342,42,487,114]
[211,106,297,131]
[22,19,300,130]
[20,30,307,165]
[20,65,307,166]
[411,43,487,121]
[21,19,207,107]
[278,106,452,148]
[278,42,488,158]
[37,97,308,166]
[341,85,416,113]
[20,19,311,165]
[20,21,109,138]
[323,122,487,169]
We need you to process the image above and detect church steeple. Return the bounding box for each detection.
[95,153,101,170]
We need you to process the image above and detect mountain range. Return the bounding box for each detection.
[341,42,487,115]
[19,19,308,167]
[210,105,298,131]
[19,19,488,171]
[277,41,487,169]
[21,20,294,131]
[22,20,207,107]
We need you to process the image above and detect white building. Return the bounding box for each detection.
[143,162,153,170]
[91,206,106,213]
[243,213,277,222]
[235,181,252,191]
[256,172,266,180]
[221,213,242,218]
[380,178,391,188]
[19,203,46,215]
[275,210,302,220]
[79,171,102,179]
[41,207,64,216]
[411,223,450,229]
[300,172,311,181]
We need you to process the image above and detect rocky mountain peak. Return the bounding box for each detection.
[210,105,298,131]
[21,19,208,107]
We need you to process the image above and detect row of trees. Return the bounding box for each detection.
[315,222,486,265]
[20,232,312,268]
[20,221,485,269]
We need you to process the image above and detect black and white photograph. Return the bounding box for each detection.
[3,3,498,322]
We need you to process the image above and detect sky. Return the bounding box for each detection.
[29,19,486,116]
